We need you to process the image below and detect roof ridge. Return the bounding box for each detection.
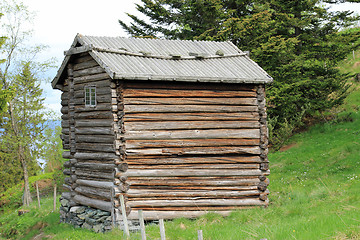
[92,46,246,60]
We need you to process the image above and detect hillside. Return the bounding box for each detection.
[1,61,360,240]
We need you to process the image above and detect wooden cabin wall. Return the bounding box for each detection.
[121,81,270,220]
[61,53,121,212]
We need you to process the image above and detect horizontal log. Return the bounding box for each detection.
[127,199,266,207]
[62,151,71,159]
[124,112,259,122]
[74,186,111,201]
[73,73,111,85]
[75,111,113,119]
[125,121,260,131]
[128,163,259,170]
[73,194,112,212]
[125,129,260,140]
[73,59,99,71]
[127,189,266,198]
[76,179,114,189]
[76,143,115,153]
[75,127,113,135]
[123,89,256,98]
[75,169,114,180]
[130,185,257,191]
[126,146,260,156]
[76,135,114,143]
[124,169,269,177]
[128,178,260,187]
[74,162,115,171]
[128,210,232,220]
[124,97,257,106]
[73,79,110,91]
[126,139,259,149]
[130,206,257,211]
[73,66,106,78]
[124,105,258,113]
[74,152,119,161]
[75,119,113,127]
[124,81,256,91]
[126,156,262,164]
[75,103,111,113]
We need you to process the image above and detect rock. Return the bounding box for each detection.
[60,198,69,207]
[82,222,93,230]
[70,206,86,214]
[93,224,104,233]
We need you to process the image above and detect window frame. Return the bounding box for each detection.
[84,86,96,107]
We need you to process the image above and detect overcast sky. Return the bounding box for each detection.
[23,0,360,117]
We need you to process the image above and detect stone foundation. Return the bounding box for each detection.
[59,197,139,233]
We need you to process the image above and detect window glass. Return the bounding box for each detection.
[85,86,96,106]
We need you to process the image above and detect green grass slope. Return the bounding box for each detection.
[1,59,360,240]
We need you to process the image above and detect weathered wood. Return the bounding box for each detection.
[76,179,114,189]
[124,105,258,113]
[75,111,113,119]
[128,163,259,170]
[138,210,146,240]
[124,97,257,106]
[74,79,110,91]
[74,87,111,98]
[128,210,232,220]
[75,104,111,113]
[126,156,262,165]
[74,185,111,201]
[75,169,114,180]
[124,169,269,177]
[73,73,111,85]
[76,135,114,143]
[73,194,112,212]
[123,89,256,98]
[125,129,260,140]
[75,127,113,135]
[126,146,260,156]
[127,190,264,198]
[159,219,166,240]
[129,185,257,191]
[73,59,99,71]
[74,162,115,171]
[125,121,260,131]
[73,66,106,78]
[198,230,203,240]
[74,152,119,160]
[127,199,266,207]
[125,112,259,121]
[75,119,113,127]
[120,194,130,236]
[76,143,115,153]
[126,139,259,149]
[74,94,112,105]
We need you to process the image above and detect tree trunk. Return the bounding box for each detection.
[19,147,32,206]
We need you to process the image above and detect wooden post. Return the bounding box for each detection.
[120,194,130,237]
[35,181,40,208]
[198,230,203,240]
[53,183,57,212]
[138,210,146,240]
[159,219,166,240]
[110,188,115,228]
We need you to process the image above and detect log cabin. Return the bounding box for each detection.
[52,34,273,225]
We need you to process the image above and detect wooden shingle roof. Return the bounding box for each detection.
[52,34,273,88]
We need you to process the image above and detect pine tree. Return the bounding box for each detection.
[120,0,360,147]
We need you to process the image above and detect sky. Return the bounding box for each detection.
[21,0,360,117]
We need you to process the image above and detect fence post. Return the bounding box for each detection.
[35,181,40,208]
[120,194,130,238]
[159,219,166,240]
[198,230,203,240]
[138,210,146,240]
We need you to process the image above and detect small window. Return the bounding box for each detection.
[85,86,96,107]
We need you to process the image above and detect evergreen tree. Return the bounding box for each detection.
[120,0,360,147]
